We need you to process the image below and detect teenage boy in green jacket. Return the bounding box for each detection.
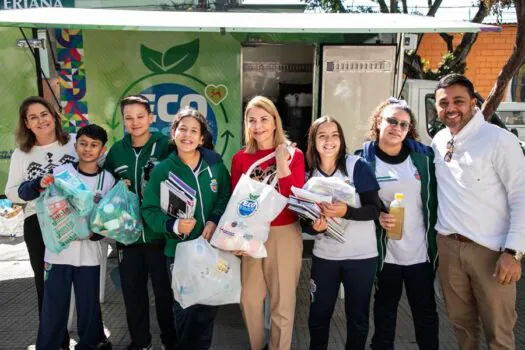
[104,95,176,350]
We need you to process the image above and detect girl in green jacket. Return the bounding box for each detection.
[359,98,439,350]
[141,107,231,350]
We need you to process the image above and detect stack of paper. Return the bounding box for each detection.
[288,188,346,243]
[160,172,196,219]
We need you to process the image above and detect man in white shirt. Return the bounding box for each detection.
[432,73,525,349]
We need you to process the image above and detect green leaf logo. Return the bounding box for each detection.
[140,45,164,73]
[140,39,199,74]
[249,194,260,201]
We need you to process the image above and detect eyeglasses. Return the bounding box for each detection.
[444,137,454,162]
[384,117,410,130]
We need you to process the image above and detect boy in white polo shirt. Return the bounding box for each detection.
[22,124,115,350]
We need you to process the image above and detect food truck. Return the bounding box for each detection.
[0,7,497,190]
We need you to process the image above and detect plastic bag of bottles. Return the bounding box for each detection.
[90,180,143,245]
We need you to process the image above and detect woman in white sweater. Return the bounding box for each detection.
[5,97,78,348]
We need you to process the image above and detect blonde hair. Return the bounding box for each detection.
[243,96,288,153]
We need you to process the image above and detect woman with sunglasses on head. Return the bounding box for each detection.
[357,98,439,350]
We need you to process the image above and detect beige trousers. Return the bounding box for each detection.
[437,234,517,350]
[240,222,303,350]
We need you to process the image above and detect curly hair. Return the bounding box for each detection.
[366,99,420,141]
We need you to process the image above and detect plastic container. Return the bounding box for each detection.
[387,193,405,240]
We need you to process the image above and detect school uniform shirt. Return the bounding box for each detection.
[311,155,380,260]
[375,146,427,265]
[44,163,115,267]
[5,137,77,218]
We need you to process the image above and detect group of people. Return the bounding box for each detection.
[4,72,525,350]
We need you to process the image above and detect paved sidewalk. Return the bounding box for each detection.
[1,238,525,349]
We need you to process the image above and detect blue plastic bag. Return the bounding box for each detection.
[35,185,91,254]
[90,181,143,245]
[54,169,94,216]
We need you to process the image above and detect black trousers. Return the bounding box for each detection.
[167,258,218,350]
[25,214,107,348]
[308,255,377,350]
[118,245,176,348]
[371,262,439,350]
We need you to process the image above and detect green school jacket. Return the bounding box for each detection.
[141,147,231,257]
[359,139,438,272]
[104,132,171,245]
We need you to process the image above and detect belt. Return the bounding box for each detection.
[445,233,474,243]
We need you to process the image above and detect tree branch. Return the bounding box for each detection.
[482,0,525,119]
[404,53,425,79]
[439,33,454,52]
[376,0,390,13]
[390,0,398,13]
[401,0,408,13]
[447,2,490,72]
[426,0,443,17]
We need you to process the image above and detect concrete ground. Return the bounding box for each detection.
[1,237,525,349]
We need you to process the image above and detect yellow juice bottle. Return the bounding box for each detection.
[387,193,404,240]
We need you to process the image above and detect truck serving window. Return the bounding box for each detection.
[425,93,444,138]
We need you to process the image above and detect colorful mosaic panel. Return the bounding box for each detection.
[56,29,88,133]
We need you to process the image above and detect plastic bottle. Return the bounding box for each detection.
[387,193,405,240]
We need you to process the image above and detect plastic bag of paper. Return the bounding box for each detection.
[54,169,94,216]
[172,236,241,309]
[90,180,142,245]
[36,185,90,253]
[303,176,357,206]
[0,199,23,238]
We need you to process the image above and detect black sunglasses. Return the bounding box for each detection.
[384,117,410,130]
[444,138,455,162]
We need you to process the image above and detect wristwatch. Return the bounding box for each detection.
[504,248,524,261]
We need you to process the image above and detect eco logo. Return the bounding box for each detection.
[110,39,233,156]
[237,194,260,218]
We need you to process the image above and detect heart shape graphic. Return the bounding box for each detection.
[205,84,228,105]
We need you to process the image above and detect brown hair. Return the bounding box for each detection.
[243,96,289,153]
[306,116,348,176]
[16,96,70,153]
[170,107,213,150]
[366,99,420,141]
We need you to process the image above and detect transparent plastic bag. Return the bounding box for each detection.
[0,199,23,238]
[89,180,143,245]
[35,185,90,254]
[172,237,241,309]
[54,169,94,216]
[210,152,288,258]
[303,176,357,207]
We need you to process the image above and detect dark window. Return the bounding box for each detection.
[425,93,444,138]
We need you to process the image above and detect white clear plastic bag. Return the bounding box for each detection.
[303,176,357,207]
[172,237,241,309]
[210,151,289,258]
[0,204,23,238]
